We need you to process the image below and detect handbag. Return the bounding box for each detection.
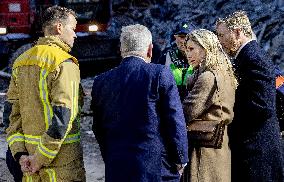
[186,71,225,149]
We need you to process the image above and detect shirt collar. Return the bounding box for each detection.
[123,55,147,62]
[234,39,254,59]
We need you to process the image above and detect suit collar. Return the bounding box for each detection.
[123,55,146,62]
[121,55,146,65]
[235,40,258,61]
[234,39,254,59]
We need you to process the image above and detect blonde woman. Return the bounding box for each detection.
[183,29,237,182]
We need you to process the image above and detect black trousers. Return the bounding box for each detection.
[6,147,23,182]
[282,136,284,177]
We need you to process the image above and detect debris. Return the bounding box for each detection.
[0,71,11,79]
[112,0,284,69]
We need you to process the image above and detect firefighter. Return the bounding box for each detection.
[5,6,86,181]
[157,22,196,101]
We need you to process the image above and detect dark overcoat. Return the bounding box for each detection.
[229,40,284,181]
[91,56,188,182]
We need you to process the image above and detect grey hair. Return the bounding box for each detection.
[120,24,152,58]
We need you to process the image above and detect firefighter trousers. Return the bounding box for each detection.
[23,157,86,182]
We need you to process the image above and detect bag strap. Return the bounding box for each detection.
[210,71,224,124]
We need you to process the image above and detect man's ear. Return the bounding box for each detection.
[147,43,153,59]
[56,23,63,34]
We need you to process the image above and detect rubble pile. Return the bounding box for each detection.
[110,0,284,69]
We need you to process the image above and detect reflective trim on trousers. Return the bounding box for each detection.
[26,175,33,182]
[46,168,57,182]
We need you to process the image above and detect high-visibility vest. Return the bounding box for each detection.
[170,63,193,86]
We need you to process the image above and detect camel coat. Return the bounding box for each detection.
[183,67,236,182]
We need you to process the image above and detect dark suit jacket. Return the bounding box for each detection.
[276,68,284,130]
[91,56,188,182]
[229,40,284,181]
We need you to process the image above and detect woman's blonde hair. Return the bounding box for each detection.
[186,29,238,88]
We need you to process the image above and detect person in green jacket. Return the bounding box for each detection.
[158,22,196,100]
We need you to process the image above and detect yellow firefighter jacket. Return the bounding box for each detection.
[6,36,85,181]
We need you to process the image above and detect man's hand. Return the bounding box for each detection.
[19,155,30,173]
[176,163,186,176]
[28,155,42,173]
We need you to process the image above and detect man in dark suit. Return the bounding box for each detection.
[216,11,284,181]
[91,24,188,182]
